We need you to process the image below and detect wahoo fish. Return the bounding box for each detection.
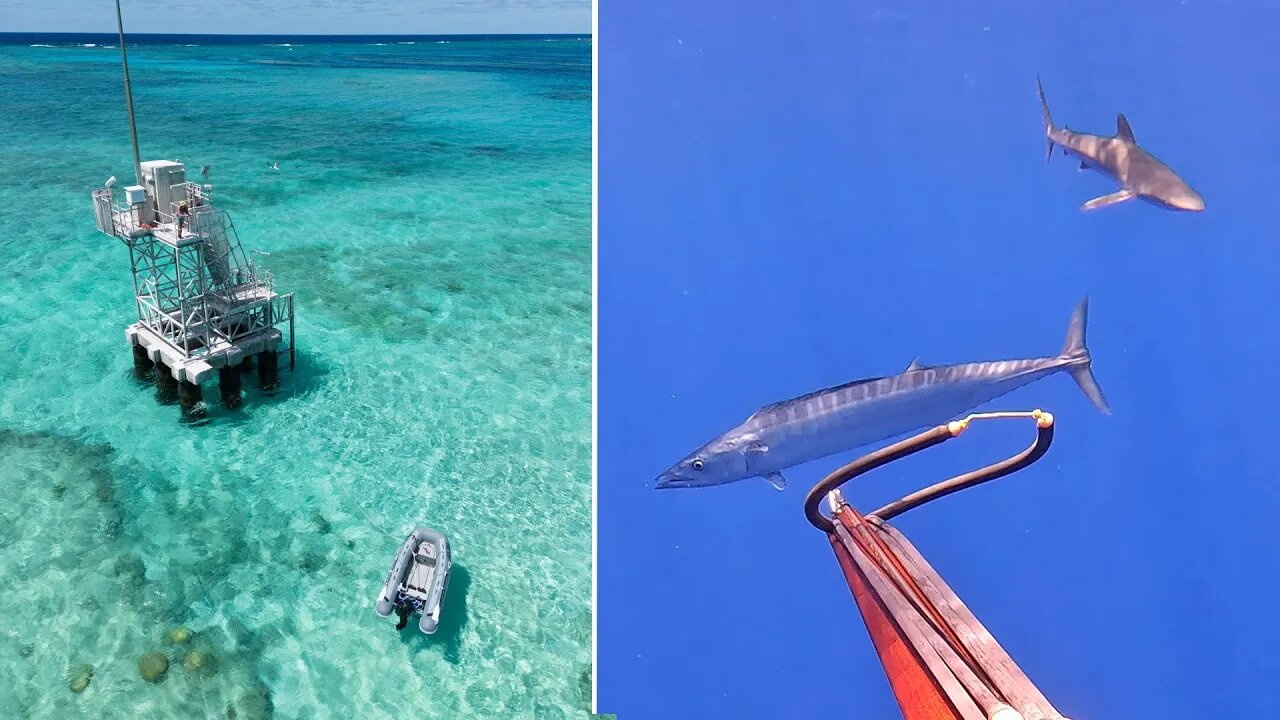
[1037,75,1204,212]
[654,298,1109,490]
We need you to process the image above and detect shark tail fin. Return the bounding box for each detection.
[1060,296,1111,414]
[1037,74,1054,163]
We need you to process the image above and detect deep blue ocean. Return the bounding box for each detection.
[0,32,592,718]
[600,2,1279,719]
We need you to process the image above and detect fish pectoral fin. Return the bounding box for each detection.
[763,472,787,491]
[1081,189,1135,211]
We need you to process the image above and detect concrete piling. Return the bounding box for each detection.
[219,366,242,409]
[178,379,204,419]
[257,351,279,393]
[131,343,153,378]
[155,359,178,403]
[127,330,289,414]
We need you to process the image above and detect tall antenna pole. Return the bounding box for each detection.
[114,0,144,187]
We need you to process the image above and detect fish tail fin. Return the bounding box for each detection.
[1060,296,1111,414]
[1037,74,1055,163]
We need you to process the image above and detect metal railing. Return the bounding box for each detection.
[92,188,116,235]
[92,185,154,240]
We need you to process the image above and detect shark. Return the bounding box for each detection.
[654,298,1110,491]
[1037,75,1204,212]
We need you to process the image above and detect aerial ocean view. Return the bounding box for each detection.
[0,33,591,718]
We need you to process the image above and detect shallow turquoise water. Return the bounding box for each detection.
[0,37,591,718]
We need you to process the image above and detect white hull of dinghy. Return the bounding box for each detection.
[374,526,451,635]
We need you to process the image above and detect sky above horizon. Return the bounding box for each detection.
[1,0,590,35]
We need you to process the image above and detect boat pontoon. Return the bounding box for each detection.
[375,527,451,635]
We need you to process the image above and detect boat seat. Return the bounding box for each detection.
[416,541,437,561]
[402,546,438,600]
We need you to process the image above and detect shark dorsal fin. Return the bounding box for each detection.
[905,358,925,372]
[1116,113,1136,143]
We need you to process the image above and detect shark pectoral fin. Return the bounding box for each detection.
[763,472,787,491]
[1081,189,1135,211]
[1078,160,1090,170]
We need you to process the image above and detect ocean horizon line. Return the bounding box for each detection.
[0,31,591,45]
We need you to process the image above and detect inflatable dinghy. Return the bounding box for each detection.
[375,527,451,634]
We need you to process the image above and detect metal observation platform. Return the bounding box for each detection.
[91,164,295,417]
[91,0,294,419]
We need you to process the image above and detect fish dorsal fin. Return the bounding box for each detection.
[905,358,925,372]
[1116,113,1136,143]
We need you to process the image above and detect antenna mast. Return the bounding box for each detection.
[114,0,143,187]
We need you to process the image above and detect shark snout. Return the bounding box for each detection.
[1153,182,1205,212]
[1170,190,1206,212]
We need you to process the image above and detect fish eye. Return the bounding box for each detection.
[692,459,704,471]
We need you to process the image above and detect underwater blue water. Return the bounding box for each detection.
[600,2,1280,718]
[0,33,592,718]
